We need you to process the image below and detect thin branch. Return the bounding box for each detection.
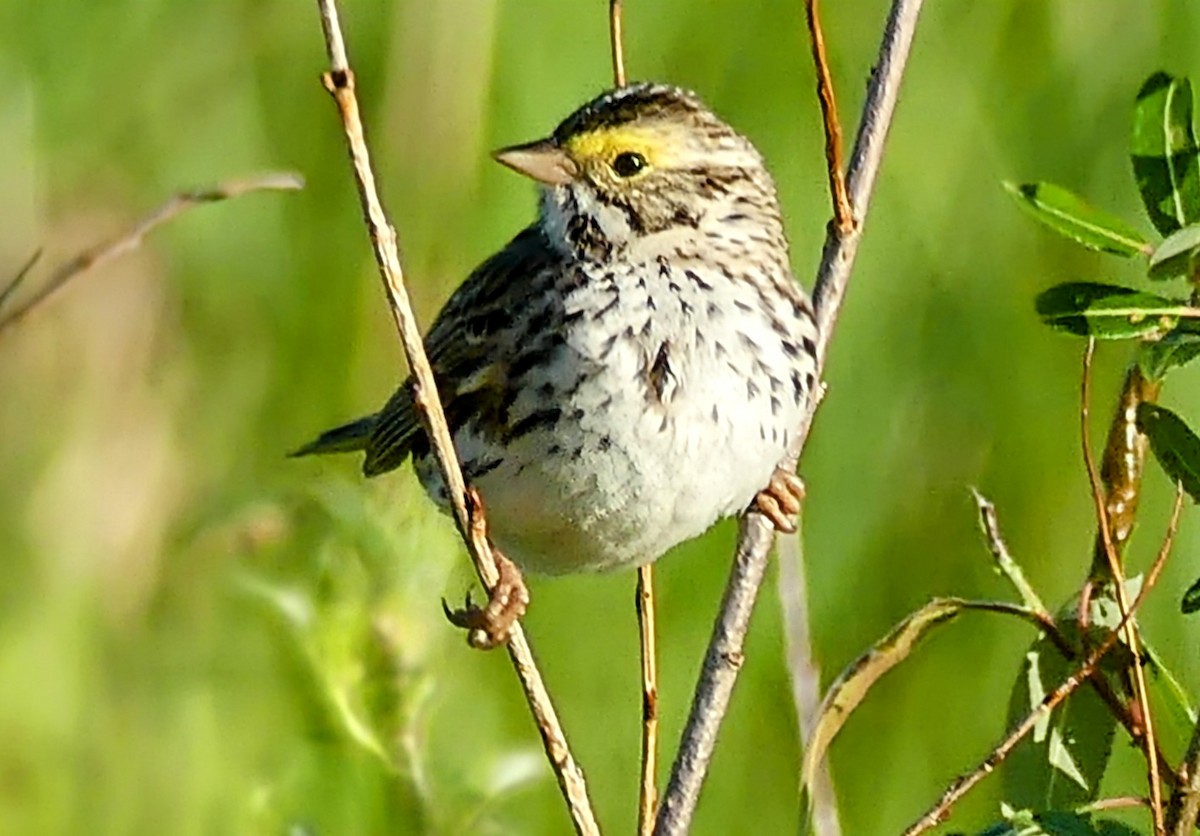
[312,3,598,833]
[636,567,660,836]
[970,488,1048,615]
[607,2,657,828]
[902,484,1184,835]
[1080,796,1150,814]
[0,249,42,314]
[968,490,1174,771]
[804,0,853,234]
[1168,712,1200,833]
[0,174,302,338]
[609,0,627,87]
[1081,339,1166,834]
[654,1,925,832]
[777,524,841,836]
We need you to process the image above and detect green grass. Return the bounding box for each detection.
[2,1,1200,833]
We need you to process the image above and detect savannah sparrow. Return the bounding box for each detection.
[296,83,818,644]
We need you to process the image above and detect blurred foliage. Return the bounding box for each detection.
[3,1,1200,833]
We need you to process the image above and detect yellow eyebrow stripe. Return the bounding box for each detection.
[563,126,673,167]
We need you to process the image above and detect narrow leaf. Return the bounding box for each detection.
[1139,331,1200,380]
[802,598,964,796]
[1183,577,1200,614]
[1004,182,1149,256]
[1035,282,1185,339]
[1132,72,1200,235]
[1136,402,1200,500]
[1148,223,1200,279]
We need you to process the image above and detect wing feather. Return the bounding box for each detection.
[362,225,560,476]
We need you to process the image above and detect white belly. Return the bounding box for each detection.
[456,260,811,574]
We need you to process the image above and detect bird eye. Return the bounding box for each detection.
[611,151,647,177]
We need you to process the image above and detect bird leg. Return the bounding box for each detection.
[443,549,529,649]
[753,467,806,534]
[443,487,530,649]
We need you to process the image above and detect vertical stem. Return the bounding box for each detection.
[609,0,657,828]
[1081,341,1166,834]
[610,0,627,87]
[637,566,660,835]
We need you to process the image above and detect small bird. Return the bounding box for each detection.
[295,83,817,645]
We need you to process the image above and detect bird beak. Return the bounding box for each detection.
[492,139,578,186]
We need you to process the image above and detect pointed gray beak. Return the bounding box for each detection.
[492,139,578,186]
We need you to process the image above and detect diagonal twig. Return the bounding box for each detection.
[969,489,1175,775]
[654,1,925,832]
[901,483,1184,835]
[0,174,302,339]
[1168,714,1200,833]
[312,2,598,833]
[0,249,43,315]
[804,0,853,234]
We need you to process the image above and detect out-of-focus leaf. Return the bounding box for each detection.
[801,598,965,796]
[1002,626,1116,810]
[974,806,1109,836]
[1094,821,1147,836]
[1035,282,1187,339]
[1132,72,1200,235]
[1149,223,1200,279]
[1139,331,1200,380]
[1183,576,1200,613]
[1004,182,1150,257]
[1136,402,1200,500]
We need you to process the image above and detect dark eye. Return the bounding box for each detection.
[611,151,646,177]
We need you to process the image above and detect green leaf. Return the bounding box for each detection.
[1035,282,1186,339]
[1136,402,1200,500]
[1139,331,1200,380]
[1149,223,1200,279]
[975,807,1109,836]
[1094,822,1144,836]
[1132,72,1200,235]
[1004,182,1150,257]
[1183,576,1200,613]
[802,598,965,797]
[1003,629,1116,810]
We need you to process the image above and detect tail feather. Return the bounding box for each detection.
[290,416,376,458]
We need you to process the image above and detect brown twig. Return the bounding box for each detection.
[1081,796,1150,813]
[654,1,925,832]
[971,491,1176,784]
[805,0,853,235]
[1081,339,1166,834]
[607,1,658,828]
[0,174,302,339]
[636,567,659,836]
[1168,716,1200,833]
[901,483,1184,835]
[312,3,598,833]
[0,249,42,314]
[609,0,627,87]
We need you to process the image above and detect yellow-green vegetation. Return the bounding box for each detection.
[2,2,1200,833]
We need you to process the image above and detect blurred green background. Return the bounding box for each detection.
[2,1,1200,833]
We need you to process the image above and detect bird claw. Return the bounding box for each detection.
[442,550,529,650]
[754,468,806,533]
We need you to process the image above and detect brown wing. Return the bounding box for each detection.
[362,225,560,476]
